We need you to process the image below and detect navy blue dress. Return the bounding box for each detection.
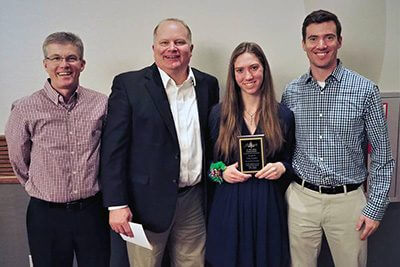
[205,103,295,267]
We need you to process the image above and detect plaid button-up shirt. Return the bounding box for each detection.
[5,80,108,203]
[281,61,394,220]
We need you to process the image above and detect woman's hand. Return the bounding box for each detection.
[223,162,252,183]
[255,162,286,180]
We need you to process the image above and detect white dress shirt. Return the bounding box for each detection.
[159,67,203,188]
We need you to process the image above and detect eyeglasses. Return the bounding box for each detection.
[45,55,80,64]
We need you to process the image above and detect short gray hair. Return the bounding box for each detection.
[42,32,84,59]
[153,18,192,43]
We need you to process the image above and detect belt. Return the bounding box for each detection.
[32,192,101,210]
[178,183,200,195]
[178,186,193,194]
[293,176,362,194]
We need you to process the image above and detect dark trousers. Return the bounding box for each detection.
[26,194,110,267]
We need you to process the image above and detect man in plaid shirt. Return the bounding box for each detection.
[282,10,394,267]
[5,32,110,267]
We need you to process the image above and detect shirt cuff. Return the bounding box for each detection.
[362,198,389,221]
[108,205,128,211]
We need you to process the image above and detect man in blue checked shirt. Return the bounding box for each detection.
[281,10,395,267]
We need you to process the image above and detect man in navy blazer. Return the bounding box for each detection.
[100,18,219,266]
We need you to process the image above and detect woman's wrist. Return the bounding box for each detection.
[209,161,227,184]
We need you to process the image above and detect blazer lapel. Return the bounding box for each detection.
[144,64,179,144]
[193,70,209,145]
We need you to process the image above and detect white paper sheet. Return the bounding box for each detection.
[120,222,153,250]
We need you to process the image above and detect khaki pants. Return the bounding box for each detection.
[128,185,206,267]
[286,182,367,267]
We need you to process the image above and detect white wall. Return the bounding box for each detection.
[1,0,399,133]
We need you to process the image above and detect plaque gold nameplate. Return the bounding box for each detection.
[238,134,265,173]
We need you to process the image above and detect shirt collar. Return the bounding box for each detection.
[44,78,80,105]
[157,67,196,88]
[304,59,344,84]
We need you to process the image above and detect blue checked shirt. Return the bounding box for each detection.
[281,61,394,221]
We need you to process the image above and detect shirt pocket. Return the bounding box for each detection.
[75,118,103,147]
[329,96,364,137]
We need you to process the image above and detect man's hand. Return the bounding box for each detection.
[109,207,134,237]
[356,214,380,240]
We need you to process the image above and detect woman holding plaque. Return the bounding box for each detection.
[206,42,294,267]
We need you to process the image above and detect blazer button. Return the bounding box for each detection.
[175,154,179,160]
[172,179,177,183]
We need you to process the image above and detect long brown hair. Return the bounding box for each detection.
[215,42,284,161]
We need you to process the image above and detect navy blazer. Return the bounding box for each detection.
[100,63,219,232]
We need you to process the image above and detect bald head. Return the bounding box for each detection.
[153,18,192,44]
